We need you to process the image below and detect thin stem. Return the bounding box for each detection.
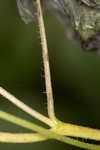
[0,132,46,143]
[1,88,100,142]
[0,87,53,127]
[0,110,46,132]
[36,0,56,122]
[0,110,99,150]
[52,120,100,141]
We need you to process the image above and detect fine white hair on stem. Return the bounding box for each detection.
[0,87,53,127]
[36,0,57,123]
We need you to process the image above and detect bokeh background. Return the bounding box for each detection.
[0,1,100,150]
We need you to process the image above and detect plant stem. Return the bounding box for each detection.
[0,87,53,127]
[0,132,46,143]
[52,120,100,141]
[1,87,100,142]
[0,110,99,150]
[36,0,56,123]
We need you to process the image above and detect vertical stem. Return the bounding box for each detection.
[36,0,56,122]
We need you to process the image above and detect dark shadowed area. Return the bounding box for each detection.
[0,1,100,150]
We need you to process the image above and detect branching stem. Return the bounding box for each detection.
[0,110,100,150]
[0,0,100,149]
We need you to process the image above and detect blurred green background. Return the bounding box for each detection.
[0,1,100,150]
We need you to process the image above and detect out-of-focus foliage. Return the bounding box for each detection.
[0,1,100,150]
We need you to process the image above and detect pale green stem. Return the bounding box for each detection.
[52,120,100,141]
[0,110,100,150]
[1,87,100,142]
[35,0,100,147]
[0,132,46,143]
[36,0,56,123]
[0,0,99,149]
[0,87,53,127]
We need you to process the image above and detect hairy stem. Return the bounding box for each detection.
[52,120,100,141]
[36,0,56,122]
[0,87,53,127]
[0,110,99,150]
